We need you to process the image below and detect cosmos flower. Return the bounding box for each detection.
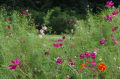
[69,19,73,23]
[21,11,25,14]
[8,59,21,70]
[113,40,118,45]
[8,25,11,29]
[106,1,114,6]
[69,59,75,67]
[56,57,63,64]
[80,53,85,59]
[45,52,50,55]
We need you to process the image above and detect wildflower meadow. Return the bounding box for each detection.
[0,0,120,79]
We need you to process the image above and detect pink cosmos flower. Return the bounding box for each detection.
[33,22,35,25]
[69,19,73,23]
[66,75,70,79]
[74,56,77,59]
[62,36,66,39]
[91,62,96,66]
[2,6,6,9]
[85,51,91,58]
[8,59,21,69]
[56,57,63,64]
[54,43,60,48]
[106,1,114,6]
[21,11,25,14]
[57,38,62,42]
[40,29,44,34]
[8,25,11,29]
[117,66,120,69]
[45,52,50,55]
[80,53,85,59]
[69,59,75,67]
[26,13,29,16]
[91,52,96,59]
[37,23,40,25]
[100,39,105,45]
[106,15,112,22]
[59,43,63,46]
[113,40,118,45]
[112,10,117,15]
[112,28,115,31]
[93,68,97,71]
[42,26,47,30]
[112,26,119,31]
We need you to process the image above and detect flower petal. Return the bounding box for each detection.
[11,60,15,65]
[8,65,16,69]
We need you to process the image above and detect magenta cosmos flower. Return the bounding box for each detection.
[100,39,105,45]
[80,53,85,59]
[56,57,63,64]
[53,43,63,48]
[106,15,112,22]
[8,25,11,29]
[69,59,75,67]
[112,10,117,15]
[57,38,62,42]
[45,52,50,55]
[21,11,25,14]
[113,40,118,45]
[69,19,73,23]
[106,1,114,6]
[62,36,66,39]
[8,59,21,69]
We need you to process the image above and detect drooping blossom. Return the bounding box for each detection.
[69,59,75,67]
[56,57,63,64]
[113,40,118,45]
[106,1,114,6]
[80,53,85,59]
[42,26,47,30]
[8,25,11,29]
[98,62,106,71]
[21,11,25,14]
[106,15,112,22]
[69,19,73,23]
[8,59,21,69]
[45,52,50,55]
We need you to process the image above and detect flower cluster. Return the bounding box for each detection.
[80,51,96,60]
[39,26,47,38]
[21,10,29,16]
[53,36,66,48]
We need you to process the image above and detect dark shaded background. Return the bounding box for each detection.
[0,0,120,13]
